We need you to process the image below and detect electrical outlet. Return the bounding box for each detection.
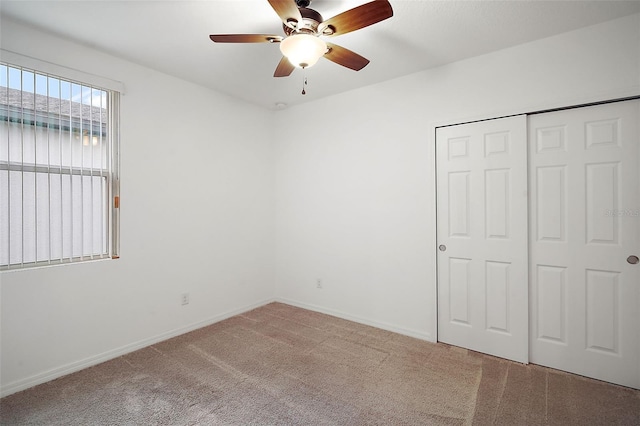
[316,279,322,289]
[181,293,189,305]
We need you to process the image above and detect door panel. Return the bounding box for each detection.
[436,115,528,363]
[529,100,639,389]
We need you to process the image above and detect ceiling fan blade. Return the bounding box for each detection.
[324,42,370,71]
[209,34,283,43]
[267,0,302,25]
[274,56,295,77]
[319,0,393,37]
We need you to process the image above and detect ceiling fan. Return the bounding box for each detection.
[209,0,393,77]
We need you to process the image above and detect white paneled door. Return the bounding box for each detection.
[529,100,640,389]
[436,115,529,363]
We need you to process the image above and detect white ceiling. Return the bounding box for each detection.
[2,1,639,110]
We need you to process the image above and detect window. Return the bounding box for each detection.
[0,62,120,270]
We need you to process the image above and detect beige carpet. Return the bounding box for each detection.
[1,302,639,425]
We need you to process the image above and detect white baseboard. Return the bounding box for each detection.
[276,297,434,342]
[0,298,275,398]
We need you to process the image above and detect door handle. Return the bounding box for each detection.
[628,255,639,265]
[439,245,446,252]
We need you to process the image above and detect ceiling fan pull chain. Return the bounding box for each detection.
[302,68,308,95]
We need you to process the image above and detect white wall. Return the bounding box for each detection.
[0,19,275,396]
[273,14,640,340]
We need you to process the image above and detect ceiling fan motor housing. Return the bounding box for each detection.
[283,7,324,35]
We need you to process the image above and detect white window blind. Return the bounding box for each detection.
[0,63,120,270]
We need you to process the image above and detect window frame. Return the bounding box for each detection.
[0,53,121,271]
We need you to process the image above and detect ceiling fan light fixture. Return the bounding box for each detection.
[280,34,327,68]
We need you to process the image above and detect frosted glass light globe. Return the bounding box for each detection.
[280,34,327,68]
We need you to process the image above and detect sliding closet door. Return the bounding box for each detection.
[529,100,640,389]
[436,115,528,363]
